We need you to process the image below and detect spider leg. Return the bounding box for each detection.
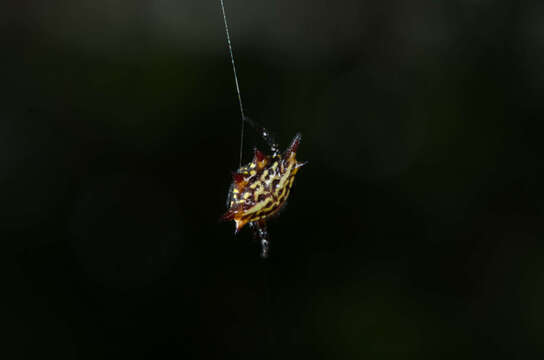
[249,220,270,259]
[225,181,235,208]
[244,116,280,156]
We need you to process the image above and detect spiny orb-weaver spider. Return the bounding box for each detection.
[222,120,306,258]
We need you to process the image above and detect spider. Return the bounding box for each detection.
[222,119,306,258]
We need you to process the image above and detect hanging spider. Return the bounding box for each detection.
[221,119,306,258]
[218,1,305,257]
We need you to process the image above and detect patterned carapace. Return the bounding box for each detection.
[222,127,305,258]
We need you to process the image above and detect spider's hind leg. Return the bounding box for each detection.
[244,117,280,156]
[249,220,270,259]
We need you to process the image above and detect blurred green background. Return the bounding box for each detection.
[3,0,544,358]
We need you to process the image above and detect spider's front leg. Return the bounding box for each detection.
[249,220,270,259]
[244,117,280,156]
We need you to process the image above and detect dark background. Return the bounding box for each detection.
[3,0,544,358]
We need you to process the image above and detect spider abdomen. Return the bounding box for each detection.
[244,159,295,218]
[222,134,305,233]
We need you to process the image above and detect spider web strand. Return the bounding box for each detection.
[219,0,245,167]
